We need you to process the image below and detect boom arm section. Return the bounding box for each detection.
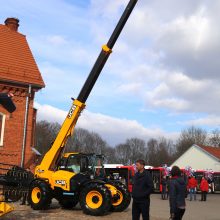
[78,0,138,103]
[35,0,138,176]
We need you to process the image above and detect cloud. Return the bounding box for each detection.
[34,102,178,146]
[2,0,220,134]
[184,115,220,127]
[34,1,220,133]
[115,64,220,115]
[28,35,96,67]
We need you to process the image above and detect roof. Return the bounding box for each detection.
[0,24,45,88]
[171,144,220,167]
[197,144,220,160]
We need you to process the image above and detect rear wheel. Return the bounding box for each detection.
[80,183,111,216]
[29,180,52,210]
[108,182,131,212]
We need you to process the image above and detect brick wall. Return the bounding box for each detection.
[0,83,37,167]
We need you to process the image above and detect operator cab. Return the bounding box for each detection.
[57,153,106,178]
[58,153,89,174]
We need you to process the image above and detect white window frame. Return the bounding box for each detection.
[0,112,6,146]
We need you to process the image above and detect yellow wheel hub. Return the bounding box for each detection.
[31,187,41,204]
[112,190,123,206]
[86,191,103,209]
[105,184,124,207]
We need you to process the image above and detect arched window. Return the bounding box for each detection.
[0,112,6,146]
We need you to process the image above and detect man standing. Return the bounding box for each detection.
[132,160,153,220]
[161,176,167,200]
[169,166,186,220]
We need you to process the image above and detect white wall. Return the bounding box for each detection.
[171,145,220,171]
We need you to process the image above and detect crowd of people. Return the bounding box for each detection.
[132,159,211,220]
[161,173,210,203]
[132,160,186,220]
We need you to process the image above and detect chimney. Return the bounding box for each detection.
[4,17,19,32]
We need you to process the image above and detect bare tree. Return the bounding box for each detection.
[104,147,116,163]
[66,128,110,155]
[146,137,174,166]
[115,143,131,165]
[35,120,61,155]
[175,126,207,157]
[208,129,220,147]
[146,138,158,166]
[114,138,147,165]
[126,138,146,164]
[36,122,114,163]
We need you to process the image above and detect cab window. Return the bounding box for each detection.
[66,156,81,174]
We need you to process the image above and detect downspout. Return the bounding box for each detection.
[21,84,31,168]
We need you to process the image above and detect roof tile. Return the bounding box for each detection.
[198,144,220,160]
[0,24,45,88]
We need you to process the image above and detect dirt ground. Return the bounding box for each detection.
[2,194,220,220]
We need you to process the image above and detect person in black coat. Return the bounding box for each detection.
[169,166,186,220]
[161,176,167,200]
[132,159,153,220]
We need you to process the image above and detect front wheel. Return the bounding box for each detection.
[80,183,111,216]
[29,180,52,210]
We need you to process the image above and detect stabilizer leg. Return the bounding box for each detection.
[0,202,14,217]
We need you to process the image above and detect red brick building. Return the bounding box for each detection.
[0,18,45,167]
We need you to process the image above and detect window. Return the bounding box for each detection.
[0,113,5,146]
[66,155,82,174]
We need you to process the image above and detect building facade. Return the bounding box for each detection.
[171,144,220,171]
[0,18,45,167]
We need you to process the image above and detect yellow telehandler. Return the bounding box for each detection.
[29,0,138,216]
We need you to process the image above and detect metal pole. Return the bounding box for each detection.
[21,84,31,168]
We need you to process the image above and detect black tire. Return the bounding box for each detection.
[59,197,78,209]
[29,180,52,210]
[109,181,131,212]
[79,183,111,216]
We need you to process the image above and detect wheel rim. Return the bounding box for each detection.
[112,190,123,206]
[31,187,41,204]
[86,190,103,209]
[105,184,123,206]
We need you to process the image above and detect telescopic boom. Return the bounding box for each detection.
[77,0,138,103]
[36,0,138,174]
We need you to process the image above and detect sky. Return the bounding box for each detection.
[1,0,220,146]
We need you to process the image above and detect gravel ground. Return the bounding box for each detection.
[1,194,220,220]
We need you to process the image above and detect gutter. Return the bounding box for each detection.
[20,84,31,168]
[0,79,44,89]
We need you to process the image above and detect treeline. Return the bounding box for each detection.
[35,121,220,166]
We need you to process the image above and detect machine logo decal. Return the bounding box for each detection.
[55,180,66,186]
[68,105,76,118]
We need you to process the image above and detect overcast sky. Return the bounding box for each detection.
[1,0,220,145]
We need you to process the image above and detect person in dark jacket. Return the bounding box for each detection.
[161,176,167,200]
[132,159,153,220]
[167,176,171,199]
[169,166,186,220]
